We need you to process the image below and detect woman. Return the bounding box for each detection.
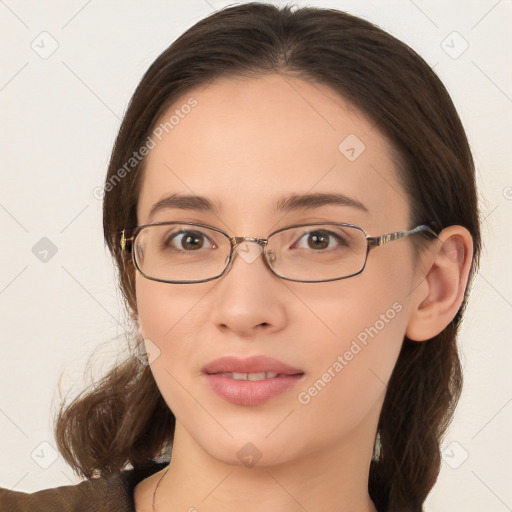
[0,3,480,511]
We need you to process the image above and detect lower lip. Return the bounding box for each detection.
[204,373,305,406]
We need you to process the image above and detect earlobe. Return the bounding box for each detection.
[406,226,474,342]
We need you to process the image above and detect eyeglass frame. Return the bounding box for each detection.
[119,221,440,284]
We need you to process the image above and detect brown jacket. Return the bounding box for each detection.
[0,462,168,512]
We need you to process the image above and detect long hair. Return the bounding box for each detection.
[54,4,481,511]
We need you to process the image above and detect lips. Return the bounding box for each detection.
[203,355,304,376]
[203,355,305,406]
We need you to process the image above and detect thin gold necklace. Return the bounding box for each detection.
[152,466,170,512]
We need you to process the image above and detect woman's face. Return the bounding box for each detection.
[135,74,424,468]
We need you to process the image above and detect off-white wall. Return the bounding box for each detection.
[0,1,510,510]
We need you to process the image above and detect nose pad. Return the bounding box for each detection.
[266,249,276,264]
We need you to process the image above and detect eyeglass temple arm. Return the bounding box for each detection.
[120,229,134,252]
[367,224,439,249]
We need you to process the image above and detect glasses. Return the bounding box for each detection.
[120,221,439,284]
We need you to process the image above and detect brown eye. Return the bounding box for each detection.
[164,230,215,251]
[307,231,329,250]
[293,229,348,251]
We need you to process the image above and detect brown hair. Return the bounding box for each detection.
[54,3,481,511]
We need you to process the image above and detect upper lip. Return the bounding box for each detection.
[203,355,304,375]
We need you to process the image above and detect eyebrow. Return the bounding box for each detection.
[275,192,368,214]
[148,194,218,221]
[147,192,368,221]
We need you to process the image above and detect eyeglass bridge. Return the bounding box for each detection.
[229,236,277,264]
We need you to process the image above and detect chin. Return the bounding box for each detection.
[196,428,303,469]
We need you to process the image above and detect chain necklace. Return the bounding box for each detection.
[152,466,170,512]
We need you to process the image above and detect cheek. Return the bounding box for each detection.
[291,259,412,431]
[135,277,196,415]
[135,277,199,385]
[296,291,407,428]
[302,292,407,383]
[135,276,204,341]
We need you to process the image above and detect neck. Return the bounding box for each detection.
[152,422,379,512]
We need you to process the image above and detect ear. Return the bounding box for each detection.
[405,225,474,341]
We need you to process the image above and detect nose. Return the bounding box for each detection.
[209,240,288,337]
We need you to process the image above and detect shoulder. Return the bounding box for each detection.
[0,461,169,512]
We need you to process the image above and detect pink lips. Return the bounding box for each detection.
[203,355,305,406]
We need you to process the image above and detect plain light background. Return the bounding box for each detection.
[0,0,511,510]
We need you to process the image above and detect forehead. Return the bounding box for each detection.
[137,74,409,231]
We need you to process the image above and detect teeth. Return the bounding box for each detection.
[218,371,280,381]
[247,372,266,381]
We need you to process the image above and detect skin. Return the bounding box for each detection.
[132,73,473,512]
